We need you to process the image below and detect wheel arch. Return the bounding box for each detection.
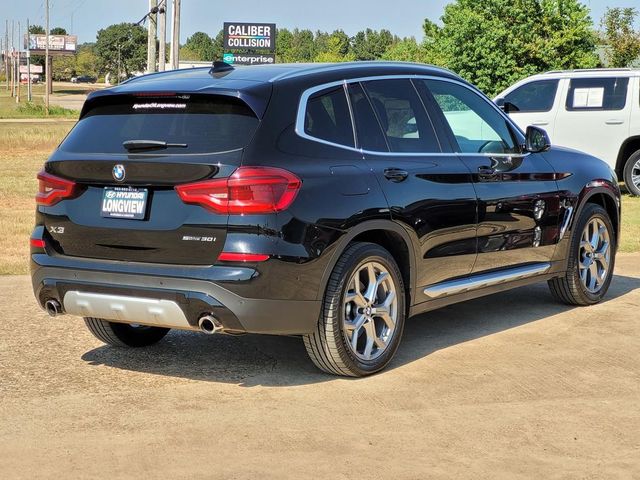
[615,136,640,177]
[575,184,621,245]
[316,220,418,308]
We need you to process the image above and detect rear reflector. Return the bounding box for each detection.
[175,166,301,215]
[30,238,46,248]
[36,170,79,206]
[218,252,269,262]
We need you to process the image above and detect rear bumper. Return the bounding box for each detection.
[31,258,322,335]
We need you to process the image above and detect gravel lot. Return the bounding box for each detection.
[1,255,639,479]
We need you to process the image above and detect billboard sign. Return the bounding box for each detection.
[223,22,276,52]
[222,52,275,65]
[24,34,77,54]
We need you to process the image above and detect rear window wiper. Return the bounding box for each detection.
[123,140,188,151]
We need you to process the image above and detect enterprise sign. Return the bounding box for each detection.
[223,22,276,52]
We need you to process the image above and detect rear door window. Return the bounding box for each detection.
[347,82,389,152]
[60,95,259,154]
[303,86,355,147]
[565,77,629,111]
[361,79,441,153]
[504,79,559,113]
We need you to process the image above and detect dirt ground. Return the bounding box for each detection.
[1,255,639,479]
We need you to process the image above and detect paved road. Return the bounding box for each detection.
[1,256,639,479]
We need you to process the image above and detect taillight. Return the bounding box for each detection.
[36,170,78,206]
[175,167,301,214]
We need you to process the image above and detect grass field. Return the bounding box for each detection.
[0,122,638,274]
[0,123,74,274]
[0,84,88,119]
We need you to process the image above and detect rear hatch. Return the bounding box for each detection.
[39,92,263,265]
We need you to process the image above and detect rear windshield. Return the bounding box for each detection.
[59,94,259,154]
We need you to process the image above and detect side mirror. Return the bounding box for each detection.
[495,98,520,114]
[524,125,551,153]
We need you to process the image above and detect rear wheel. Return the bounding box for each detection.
[84,317,170,347]
[623,150,640,196]
[303,242,406,377]
[548,204,615,305]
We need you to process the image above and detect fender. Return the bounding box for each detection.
[573,180,621,241]
[315,219,420,306]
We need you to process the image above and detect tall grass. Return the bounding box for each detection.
[0,123,74,151]
[16,102,78,118]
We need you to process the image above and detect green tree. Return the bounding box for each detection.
[290,29,316,62]
[182,31,215,61]
[52,54,76,80]
[76,43,98,76]
[95,23,147,81]
[50,27,67,35]
[426,0,600,96]
[382,37,425,63]
[352,29,397,60]
[601,7,640,67]
[29,25,45,34]
[276,28,294,62]
[315,30,353,62]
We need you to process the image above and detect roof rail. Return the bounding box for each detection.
[544,68,636,74]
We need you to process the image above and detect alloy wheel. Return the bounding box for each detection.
[579,218,611,294]
[342,261,398,361]
[632,158,640,191]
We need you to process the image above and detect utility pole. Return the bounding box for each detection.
[158,0,166,72]
[16,21,20,103]
[45,0,50,115]
[147,0,157,73]
[169,0,180,70]
[10,20,14,97]
[27,18,31,102]
[4,21,8,91]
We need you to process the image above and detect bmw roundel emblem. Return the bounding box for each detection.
[112,164,126,182]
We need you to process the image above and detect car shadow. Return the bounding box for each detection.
[81,274,640,387]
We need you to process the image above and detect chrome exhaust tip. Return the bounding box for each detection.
[44,299,62,317]
[198,315,223,335]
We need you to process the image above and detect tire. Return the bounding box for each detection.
[548,203,616,306]
[303,242,406,377]
[623,150,640,196]
[84,317,170,347]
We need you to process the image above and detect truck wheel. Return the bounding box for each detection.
[623,150,640,196]
[84,317,170,347]
[303,242,406,377]
[548,204,615,306]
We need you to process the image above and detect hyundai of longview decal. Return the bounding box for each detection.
[223,22,276,51]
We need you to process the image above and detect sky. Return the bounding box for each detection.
[2,0,639,46]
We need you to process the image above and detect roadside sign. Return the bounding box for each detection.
[223,22,276,53]
[24,34,77,55]
[19,65,43,74]
[223,52,275,65]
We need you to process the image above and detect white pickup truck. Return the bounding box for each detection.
[495,69,640,195]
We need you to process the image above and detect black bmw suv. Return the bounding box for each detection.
[31,62,621,376]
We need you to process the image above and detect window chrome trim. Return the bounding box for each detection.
[294,74,527,158]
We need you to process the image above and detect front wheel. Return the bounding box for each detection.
[84,317,170,347]
[623,150,640,196]
[303,242,406,377]
[548,204,616,305]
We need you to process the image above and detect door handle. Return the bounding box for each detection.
[477,165,498,181]
[383,168,408,182]
[532,121,549,126]
[605,119,624,125]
